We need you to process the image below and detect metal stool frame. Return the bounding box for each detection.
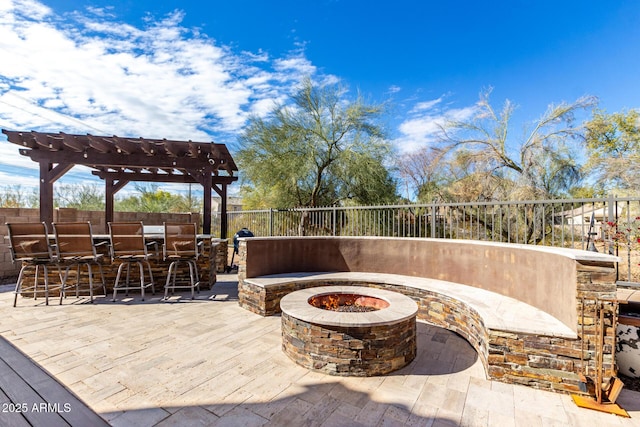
[53,222,107,303]
[6,222,62,307]
[108,222,156,301]
[163,223,201,300]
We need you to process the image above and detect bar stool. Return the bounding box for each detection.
[108,222,156,301]
[163,223,200,300]
[6,222,62,307]
[53,222,107,303]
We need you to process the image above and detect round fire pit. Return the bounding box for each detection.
[280,286,418,376]
[308,292,390,312]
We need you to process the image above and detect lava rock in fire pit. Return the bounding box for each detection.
[308,292,389,312]
[333,305,377,312]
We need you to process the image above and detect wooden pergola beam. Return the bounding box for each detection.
[22,148,228,172]
[92,171,238,185]
[3,130,238,238]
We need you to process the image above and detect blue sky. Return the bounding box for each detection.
[1,0,639,197]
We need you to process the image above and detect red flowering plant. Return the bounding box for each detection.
[603,216,640,254]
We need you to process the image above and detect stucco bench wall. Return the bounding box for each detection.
[241,271,576,337]
[238,236,617,332]
[237,236,620,394]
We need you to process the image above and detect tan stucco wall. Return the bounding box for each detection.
[241,236,618,332]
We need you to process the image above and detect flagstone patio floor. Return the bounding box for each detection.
[1,274,639,427]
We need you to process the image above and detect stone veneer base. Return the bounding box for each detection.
[281,286,418,376]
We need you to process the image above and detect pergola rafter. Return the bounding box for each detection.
[2,130,238,238]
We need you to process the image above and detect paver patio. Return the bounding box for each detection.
[1,275,639,426]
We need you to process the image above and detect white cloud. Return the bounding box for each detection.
[0,0,51,20]
[393,96,477,154]
[272,54,317,80]
[0,140,39,170]
[387,85,401,94]
[0,0,326,187]
[410,97,443,113]
[0,169,39,189]
[0,1,484,193]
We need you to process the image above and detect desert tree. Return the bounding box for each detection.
[397,147,450,203]
[584,109,640,194]
[115,184,201,213]
[438,89,596,201]
[0,185,37,208]
[237,78,398,234]
[56,184,104,210]
[398,89,596,242]
[237,78,397,209]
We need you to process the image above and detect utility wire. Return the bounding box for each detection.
[0,91,109,134]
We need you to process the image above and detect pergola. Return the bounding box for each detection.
[2,130,238,238]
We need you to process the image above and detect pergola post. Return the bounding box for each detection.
[105,179,114,228]
[220,183,228,239]
[37,161,73,227]
[39,162,54,227]
[105,178,128,231]
[203,169,213,235]
[212,183,229,239]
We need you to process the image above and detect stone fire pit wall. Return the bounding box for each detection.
[281,286,418,376]
[237,236,620,394]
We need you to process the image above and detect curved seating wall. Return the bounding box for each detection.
[239,236,621,394]
[240,236,617,333]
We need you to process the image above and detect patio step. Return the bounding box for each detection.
[0,337,109,426]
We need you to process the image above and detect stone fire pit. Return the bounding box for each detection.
[280,286,418,376]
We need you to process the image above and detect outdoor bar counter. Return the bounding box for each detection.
[95,233,227,290]
[14,232,228,297]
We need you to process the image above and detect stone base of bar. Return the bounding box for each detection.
[14,237,228,297]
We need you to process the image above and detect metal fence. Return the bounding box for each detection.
[223,196,640,283]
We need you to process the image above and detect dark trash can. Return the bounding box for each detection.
[227,228,254,272]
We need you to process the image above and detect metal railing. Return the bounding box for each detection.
[221,196,640,283]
